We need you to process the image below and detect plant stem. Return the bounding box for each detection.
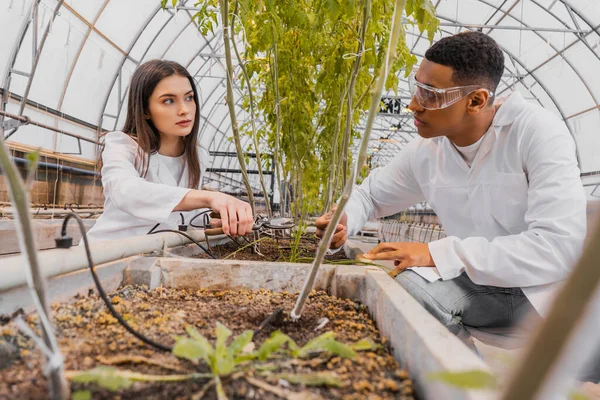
[271,34,284,216]
[0,127,69,399]
[291,0,405,320]
[231,2,272,218]
[340,0,371,189]
[220,0,256,214]
[327,85,350,209]
[65,370,211,383]
[223,236,268,260]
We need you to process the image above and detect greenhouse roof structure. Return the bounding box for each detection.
[1,0,599,198]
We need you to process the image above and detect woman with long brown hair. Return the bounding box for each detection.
[86,60,253,242]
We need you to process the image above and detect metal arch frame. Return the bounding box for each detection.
[2,0,65,140]
[436,8,599,117]
[2,0,598,172]
[0,0,38,130]
[471,0,600,115]
[54,0,114,152]
[408,0,600,115]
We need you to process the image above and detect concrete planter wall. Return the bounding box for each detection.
[1,256,491,400]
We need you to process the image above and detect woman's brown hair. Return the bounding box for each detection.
[119,59,201,188]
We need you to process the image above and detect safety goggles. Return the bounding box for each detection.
[408,73,493,110]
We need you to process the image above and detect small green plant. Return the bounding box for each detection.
[288,220,307,263]
[67,323,378,399]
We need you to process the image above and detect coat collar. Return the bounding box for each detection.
[492,90,525,127]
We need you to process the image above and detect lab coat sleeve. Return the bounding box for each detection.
[101,132,193,224]
[345,138,426,236]
[429,118,587,287]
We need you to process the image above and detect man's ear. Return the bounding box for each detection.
[467,89,490,114]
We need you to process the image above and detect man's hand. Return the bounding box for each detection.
[315,207,348,249]
[361,242,435,276]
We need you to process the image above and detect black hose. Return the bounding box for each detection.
[149,229,217,259]
[147,223,161,235]
[61,213,172,352]
[189,209,212,228]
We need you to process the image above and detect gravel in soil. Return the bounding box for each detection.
[0,287,414,400]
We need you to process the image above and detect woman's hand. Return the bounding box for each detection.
[206,192,254,236]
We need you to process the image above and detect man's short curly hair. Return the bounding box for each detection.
[425,31,504,93]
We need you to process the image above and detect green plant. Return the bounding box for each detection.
[291,0,413,320]
[165,0,438,217]
[67,322,378,399]
[288,220,307,263]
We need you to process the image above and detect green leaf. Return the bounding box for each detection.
[215,322,232,354]
[71,391,92,400]
[298,331,356,359]
[214,322,234,375]
[276,372,343,387]
[160,0,168,9]
[428,370,497,390]
[228,330,254,358]
[350,338,379,352]
[173,337,209,363]
[70,366,133,392]
[258,331,297,361]
[234,351,258,363]
[174,326,214,364]
[186,326,215,362]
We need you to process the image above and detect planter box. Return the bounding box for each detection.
[0,256,491,400]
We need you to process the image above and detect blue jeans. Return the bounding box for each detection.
[395,270,539,351]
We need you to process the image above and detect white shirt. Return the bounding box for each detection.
[86,131,209,242]
[157,153,186,183]
[454,133,485,167]
[345,92,587,315]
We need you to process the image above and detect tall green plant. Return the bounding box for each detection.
[219,0,257,214]
[165,0,438,217]
[291,0,424,319]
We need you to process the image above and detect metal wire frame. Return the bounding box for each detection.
[2,0,600,182]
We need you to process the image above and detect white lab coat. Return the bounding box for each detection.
[85,131,209,242]
[345,92,587,315]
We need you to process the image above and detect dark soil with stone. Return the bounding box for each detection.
[0,287,414,400]
[198,235,350,263]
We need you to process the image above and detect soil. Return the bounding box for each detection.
[197,235,350,263]
[0,287,414,400]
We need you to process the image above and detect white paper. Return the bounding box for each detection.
[409,266,442,283]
